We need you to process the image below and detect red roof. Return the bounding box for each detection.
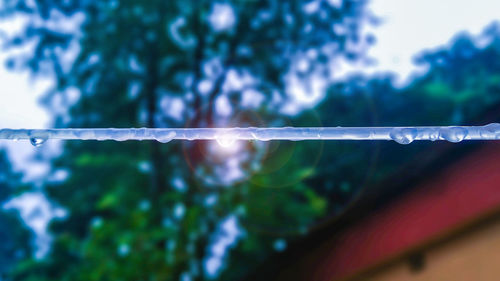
[294,143,500,280]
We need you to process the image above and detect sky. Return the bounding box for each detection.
[362,0,500,81]
[0,0,500,260]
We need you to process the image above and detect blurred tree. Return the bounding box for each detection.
[0,150,34,280]
[295,22,500,219]
[412,22,500,123]
[0,0,373,280]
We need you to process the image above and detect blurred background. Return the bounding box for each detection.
[0,0,500,280]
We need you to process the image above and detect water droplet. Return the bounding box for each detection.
[252,129,272,141]
[186,133,199,141]
[30,137,47,147]
[389,128,417,145]
[156,131,176,143]
[481,123,500,139]
[109,129,129,141]
[428,129,440,141]
[440,127,467,143]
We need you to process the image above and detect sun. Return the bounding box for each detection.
[213,133,242,155]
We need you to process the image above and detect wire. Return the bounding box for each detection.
[1,124,500,146]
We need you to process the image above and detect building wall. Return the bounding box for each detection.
[358,216,500,281]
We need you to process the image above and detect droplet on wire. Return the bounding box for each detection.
[30,137,47,147]
[389,128,417,145]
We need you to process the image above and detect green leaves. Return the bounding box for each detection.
[96,192,118,210]
[2,0,371,280]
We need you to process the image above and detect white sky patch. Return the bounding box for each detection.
[342,0,500,84]
[3,192,66,258]
[215,156,245,184]
[241,89,264,108]
[197,79,213,96]
[303,0,320,14]
[209,3,236,32]
[128,81,142,99]
[282,72,327,115]
[0,51,53,179]
[173,203,186,220]
[160,96,185,121]
[215,95,232,117]
[223,69,255,92]
[171,176,187,192]
[203,57,223,78]
[326,0,342,9]
[0,55,51,129]
[204,215,243,278]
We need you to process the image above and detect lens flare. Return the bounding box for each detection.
[215,133,238,148]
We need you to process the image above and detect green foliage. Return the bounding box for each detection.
[1,0,372,280]
[0,150,34,279]
[4,0,500,279]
